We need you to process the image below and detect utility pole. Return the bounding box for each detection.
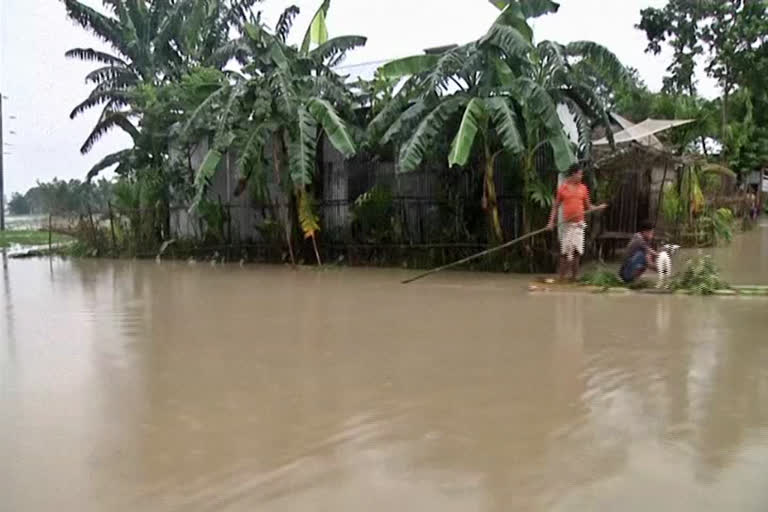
[0,93,4,231]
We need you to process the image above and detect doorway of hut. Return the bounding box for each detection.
[598,169,651,259]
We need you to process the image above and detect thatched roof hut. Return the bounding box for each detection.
[589,114,691,255]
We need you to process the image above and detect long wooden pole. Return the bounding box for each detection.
[402,207,606,284]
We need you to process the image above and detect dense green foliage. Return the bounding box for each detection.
[61,0,364,261]
[49,0,764,264]
[178,6,364,262]
[371,2,623,240]
[637,1,768,170]
[8,178,114,215]
[7,193,31,215]
[658,161,739,246]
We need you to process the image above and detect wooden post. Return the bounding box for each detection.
[48,213,52,252]
[108,201,117,256]
[654,161,669,229]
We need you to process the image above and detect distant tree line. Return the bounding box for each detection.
[7,178,114,216]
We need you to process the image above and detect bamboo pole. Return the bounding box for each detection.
[402,206,607,285]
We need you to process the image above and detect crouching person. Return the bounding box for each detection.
[619,220,657,284]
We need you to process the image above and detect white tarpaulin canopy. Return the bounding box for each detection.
[593,118,695,147]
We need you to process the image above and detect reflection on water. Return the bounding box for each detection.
[2,226,768,511]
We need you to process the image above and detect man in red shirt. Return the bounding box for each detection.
[546,164,605,281]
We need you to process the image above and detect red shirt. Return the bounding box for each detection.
[557,183,589,223]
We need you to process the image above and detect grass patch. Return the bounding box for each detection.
[579,265,625,289]
[0,230,72,248]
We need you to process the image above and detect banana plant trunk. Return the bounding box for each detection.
[520,152,536,236]
[484,150,503,243]
[310,234,322,266]
[272,131,296,265]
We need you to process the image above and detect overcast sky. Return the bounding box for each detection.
[1,0,719,195]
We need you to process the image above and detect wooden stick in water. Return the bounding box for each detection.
[401,207,606,284]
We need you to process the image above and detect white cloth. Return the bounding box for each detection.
[561,221,586,261]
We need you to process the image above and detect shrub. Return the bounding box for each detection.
[198,199,229,243]
[351,185,395,243]
[661,182,683,227]
[672,253,727,295]
[696,207,735,246]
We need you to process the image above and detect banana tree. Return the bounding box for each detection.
[180,3,364,264]
[670,161,736,245]
[681,162,736,218]
[486,1,624,207]
[64,0,260,178]
[386,83,573,241]
[372,0,622,240]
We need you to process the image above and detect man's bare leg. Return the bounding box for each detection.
[559,255,569,282]
[570,256,580,281]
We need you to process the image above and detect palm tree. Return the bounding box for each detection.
[180,2,365,263]
[371,0,623,240]
[63,0,260,179]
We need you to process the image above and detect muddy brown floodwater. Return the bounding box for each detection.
[2,223,768,511]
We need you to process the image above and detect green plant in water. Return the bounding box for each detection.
[580,266,625,289]
[672,253,727,295]
[197,199,229,243]
[351,185,395,243]
[694,207,734,246]
[112,174,166,254]
[661,182,683,228]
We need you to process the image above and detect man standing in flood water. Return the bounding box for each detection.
[546,164,604,281]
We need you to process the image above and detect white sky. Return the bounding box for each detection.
[0,0,720,195]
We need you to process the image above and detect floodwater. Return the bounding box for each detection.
[2,224,768,511]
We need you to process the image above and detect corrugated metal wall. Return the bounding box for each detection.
[172,136,529,245]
